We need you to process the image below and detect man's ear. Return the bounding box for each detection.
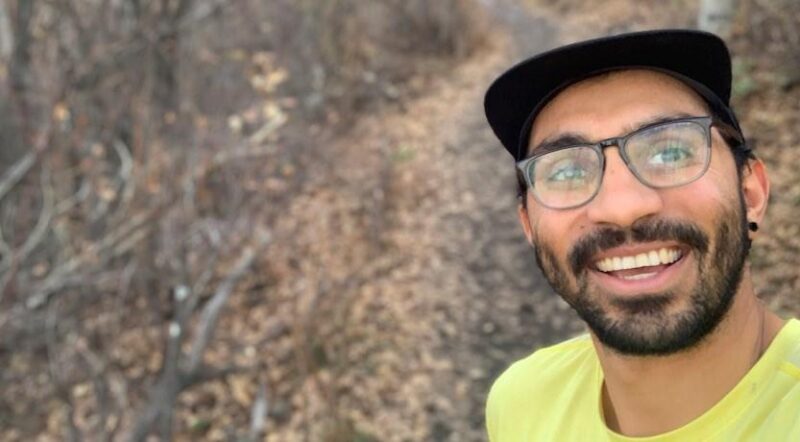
[741,158,770,235]
[517,199,535,245]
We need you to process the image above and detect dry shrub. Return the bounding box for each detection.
[271,0,487,119]
[0,0,489,440]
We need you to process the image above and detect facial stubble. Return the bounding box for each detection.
[532,200,750,356]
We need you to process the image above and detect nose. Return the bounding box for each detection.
[585,148,664,227]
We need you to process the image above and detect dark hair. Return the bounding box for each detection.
[516,113,755,209]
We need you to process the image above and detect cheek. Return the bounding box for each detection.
[531,210,585,256]
[662,151,741,213]
[704,147,741,196]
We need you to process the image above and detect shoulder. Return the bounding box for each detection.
[751,319,800,439]
[489,334,595,396]
[486,334,597,438]
[778,318,800,375]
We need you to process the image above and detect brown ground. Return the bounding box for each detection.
[260,4,577,439]
[268,1,800,440]
[237,1,800,440]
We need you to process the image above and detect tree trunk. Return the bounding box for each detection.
[698,0,740,38]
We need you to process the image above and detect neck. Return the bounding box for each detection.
[594,275,784,437]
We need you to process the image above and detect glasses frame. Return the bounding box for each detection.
[516,116,736,210]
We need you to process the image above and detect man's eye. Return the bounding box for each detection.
[547,163,587,182]
[647,142,694,166]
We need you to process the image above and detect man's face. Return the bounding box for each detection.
[519,70,752,356]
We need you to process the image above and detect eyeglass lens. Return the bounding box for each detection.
[527,120,710,209]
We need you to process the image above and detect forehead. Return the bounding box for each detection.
[530,70,710,148]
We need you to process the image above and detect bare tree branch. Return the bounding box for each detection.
[45,301,83,442]
[127,228,271,441]
[74,336,124,442]
[0,151,37,203]
[0,1,13,60]
[8,0,36,144]
[179,0,227,28]
[187,228,271,372]
[249,382,269,440]
[17,167,54,263]
[26,208,159,308]
[246,110,287,145]
[0,221,12,264]
[53,181,91,217]
[0,166,54,302]
[112,139,136,218]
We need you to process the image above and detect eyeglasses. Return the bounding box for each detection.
[517,116,731,210]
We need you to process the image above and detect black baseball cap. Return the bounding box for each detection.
[484,29,743,161]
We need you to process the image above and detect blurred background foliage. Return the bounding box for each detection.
[0,0,485,440]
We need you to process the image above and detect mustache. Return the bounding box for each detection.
[568,218,710,274]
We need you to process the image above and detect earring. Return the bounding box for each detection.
[748,221,759,232]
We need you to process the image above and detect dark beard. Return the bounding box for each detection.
[533,203,750,356]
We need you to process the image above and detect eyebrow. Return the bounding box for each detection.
[529,112,697,156]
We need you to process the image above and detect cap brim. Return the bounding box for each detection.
[484,29,732,160]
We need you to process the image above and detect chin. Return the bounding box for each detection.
[575,282,739,356]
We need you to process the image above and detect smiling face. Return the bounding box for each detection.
[518,70,765,356]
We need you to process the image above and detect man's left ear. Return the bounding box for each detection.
[741,158,770,234]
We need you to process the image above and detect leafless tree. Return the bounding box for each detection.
[0,0,280,439]
[0,0,484,439]
[698,0,740,37]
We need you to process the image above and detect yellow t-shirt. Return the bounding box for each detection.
[486,319,800,441]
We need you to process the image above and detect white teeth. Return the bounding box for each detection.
[595,247,682,272]
[621,272,657,280]
[622,256,635,269]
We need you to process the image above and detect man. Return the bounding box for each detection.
[483,30,800,440]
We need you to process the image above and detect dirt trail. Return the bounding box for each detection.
[324,2,586,440]
[433,1,586,434]
[413,2,587,438]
